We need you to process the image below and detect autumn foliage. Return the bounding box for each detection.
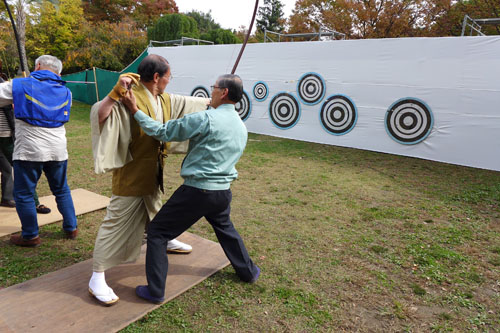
[288,0,500,39]
[0,0,177,74]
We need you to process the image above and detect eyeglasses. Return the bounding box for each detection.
[210,85,226,91]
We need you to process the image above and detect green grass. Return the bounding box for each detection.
[0,101,499,331]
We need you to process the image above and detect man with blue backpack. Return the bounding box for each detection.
[0,54,77,247]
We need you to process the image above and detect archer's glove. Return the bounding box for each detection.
[108,73,140,101]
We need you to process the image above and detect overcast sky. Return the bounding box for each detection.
[176,0,297,32]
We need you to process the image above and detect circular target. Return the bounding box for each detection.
[297,72,326,105]
[253,81,269,101]
[269,92,301,129]
[191,86,210,98]
[235,90,251,121]
[385,98,433,145]
[320,95,357,135]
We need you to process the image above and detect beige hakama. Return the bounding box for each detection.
[92,192,161,271]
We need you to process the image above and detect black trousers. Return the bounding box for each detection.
[0,137,14,201]
[146,185,258,298]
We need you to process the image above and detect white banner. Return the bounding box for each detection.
[149,36,500,171]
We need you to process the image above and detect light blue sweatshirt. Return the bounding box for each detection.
[134,103,248,190]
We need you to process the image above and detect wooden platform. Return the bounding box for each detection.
[0,188,110,238]
[0,232,230,332]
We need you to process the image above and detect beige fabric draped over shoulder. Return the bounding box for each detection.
[90,101,133,174]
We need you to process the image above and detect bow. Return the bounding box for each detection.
[2,0,26,77]
[231,0,259,74]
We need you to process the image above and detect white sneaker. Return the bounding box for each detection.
[167,238,192,254]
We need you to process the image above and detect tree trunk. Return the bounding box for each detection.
[15,0,30,76]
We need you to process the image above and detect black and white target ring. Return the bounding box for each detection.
[320,95,357,135]
[253,81,269,101]
[191,86,210,98]
[235,90,251,121]
[269,92,301,129]
[385,98,433,144]
[296,72,326,105]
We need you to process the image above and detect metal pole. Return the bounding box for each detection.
[92,67,99,102]
[461,15,469,36]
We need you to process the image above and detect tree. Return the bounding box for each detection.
[130,0,178,29]
[201,28,241,44]
[26,0,84,63]
[0,2,17,76]
[64,18,147,73]
[0,21,18,77]
[287,0,500,38]
[256,0,285,33]
[82,0,132,23]
[432,0,500,36]
[147,13,199,42]
[14,0,29,74]
[185,10,220,34]
[4,0,60,76]
[288,0,444,39]
[234,25,261,43]
[82,0,178,28]
[3,0,152,73]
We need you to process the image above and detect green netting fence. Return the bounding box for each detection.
[62,48,148,105]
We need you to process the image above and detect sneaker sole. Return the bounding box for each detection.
[167,248,192,254]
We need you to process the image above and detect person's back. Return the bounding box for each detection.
[13,115,68,162]
[7,54,77,247]
[12,68,70,163]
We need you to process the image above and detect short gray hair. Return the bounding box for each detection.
[35,55,63,75]
[217,74,243,103]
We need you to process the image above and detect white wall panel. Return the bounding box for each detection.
[149,36,500,171]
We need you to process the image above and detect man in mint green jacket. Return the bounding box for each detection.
[123,74,260,304]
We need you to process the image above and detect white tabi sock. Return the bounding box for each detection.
[89,271,118,302]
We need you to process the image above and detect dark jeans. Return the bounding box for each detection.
[13,160,77,239]
[146,185,258,298]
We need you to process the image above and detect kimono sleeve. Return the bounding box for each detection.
[166,94,210,154]
[90,101,133,174]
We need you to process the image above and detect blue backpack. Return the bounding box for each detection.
[12,70,71,127]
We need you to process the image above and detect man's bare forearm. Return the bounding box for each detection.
[98,96,117,124]
[98,74,138,124]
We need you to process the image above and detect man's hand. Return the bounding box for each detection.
[108,73,140,101]
[98,73,141,123]
[122,89,139,115]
